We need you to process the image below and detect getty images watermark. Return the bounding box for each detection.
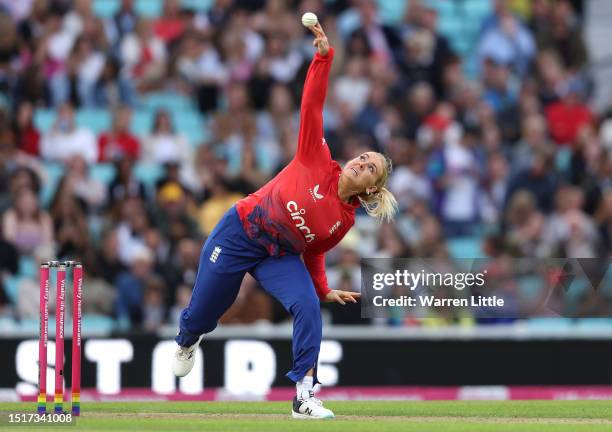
[361,258,612,319]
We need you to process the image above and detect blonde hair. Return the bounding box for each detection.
[358,153,398,223]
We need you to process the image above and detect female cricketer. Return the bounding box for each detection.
[172,23,398,419]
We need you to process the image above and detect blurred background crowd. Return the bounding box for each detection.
[0,0,610,332]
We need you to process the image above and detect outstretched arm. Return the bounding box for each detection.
[296,23,334,162]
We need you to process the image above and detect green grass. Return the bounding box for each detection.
[2,401,612,431]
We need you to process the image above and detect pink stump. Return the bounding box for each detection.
[38,264,49,414]
[54,264,66,413]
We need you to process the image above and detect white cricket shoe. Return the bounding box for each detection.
[172,335,203,377]
[291,392,335,419]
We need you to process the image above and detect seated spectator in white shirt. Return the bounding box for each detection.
[40,103,98,164]
[142,109,192,166]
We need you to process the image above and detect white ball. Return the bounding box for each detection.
[301,12,318,27]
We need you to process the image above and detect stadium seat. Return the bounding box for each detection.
[131,110,154,136]
[92,0,121,18]
[34,108,112,134]
[140,92,195,111]
[555,147,572,173]
[76,109,112,134]
[3,275,21,303]
[174,111,204,145]
[34,109,55,132]
[135,0,163,17]
[133,162,164,190]
[40,162,66,208]
[447,236,485,259]
[181,0,214,12]
[18,256,37,279]
[89,163,117,186]
[0,316,18,331]
[82,314,116,333]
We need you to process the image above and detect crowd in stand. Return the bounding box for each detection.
[0,0,610,329]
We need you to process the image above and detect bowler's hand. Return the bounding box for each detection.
[324,290,361,305]
[308,23,330,56]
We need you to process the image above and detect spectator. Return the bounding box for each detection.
[197,176,244,236]
[505,146,559,213]
[334,56,371,118]
[108,156,146,208]
[12,101,40,156]
[176,32,226,113]
[113,0,138,41]
[477,7,535,76]
[62,155,108,211]
[513,115,550,173]
[40,103,98,163]
[49,177,90,258]
[596,190,612,256]
[2,186,54,255]
[538,186,599,258]
[120,18,167,93]
[534,0,588,70]
[545,78,594,146]
[151,181,200,247]
[64,36,106,107]
[343,0,401,66]
[153,0,186,44]
[142,275,167,330]
[431,124,483,237]
[98,106,140,162]
[115,245,155,327]
[141,109,191,168]
[115,197,151,265]
[480,151,509,225]
[503,190,545,257]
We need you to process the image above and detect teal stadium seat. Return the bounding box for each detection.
[82,314,116,333]
[18,256,37,279]
[34,109,111,134]
[89,163,117,186]
[34,109,55,132]
[0,316,18,331]
[132,109,205,145]
[135,0,163,17]
[4,275,21,303]
[40,162,65,208]
[555,147,572,173]
[94,0,210,18]
[133,162,164,191]
[376,0,406,25]
[93,0,120,18]
[141,92,195,111]
[131,110,154,136]
[76,109,112,134]
[447,236,486,259]
[174,111,204,145]
[181,0,214,12]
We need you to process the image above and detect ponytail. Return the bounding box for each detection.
[358,153,398,223]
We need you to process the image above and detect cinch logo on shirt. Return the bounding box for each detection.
[210,246,222,263]
[308,184,324,202]
[286,201,316,243]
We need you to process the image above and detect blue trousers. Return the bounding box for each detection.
[176,206,322,383]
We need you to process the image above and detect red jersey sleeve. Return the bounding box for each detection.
[296,47,335,163]
[303,250,331,300]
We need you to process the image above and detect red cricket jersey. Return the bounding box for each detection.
[236,47,359,300]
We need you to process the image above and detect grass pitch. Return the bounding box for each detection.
[2,400,612,431]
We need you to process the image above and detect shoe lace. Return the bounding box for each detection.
[307,390,323,407]
[176,346,192,361]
